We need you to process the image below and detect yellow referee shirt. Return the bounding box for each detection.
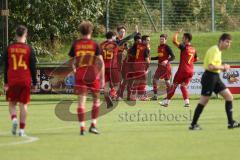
[203,45,222,73]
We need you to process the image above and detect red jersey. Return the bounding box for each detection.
[69,39,101,81]
[116,36,128,53]
[4,42,37,86]
[132,43,150,63]
[100,40,119,69]
[177,44,197,73]
[157,44,174,63]
[125,43,138,63]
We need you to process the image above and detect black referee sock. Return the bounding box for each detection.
[191,103,204,126]
[225,101,234,125]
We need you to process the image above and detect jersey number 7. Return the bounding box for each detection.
[188,52,194,64]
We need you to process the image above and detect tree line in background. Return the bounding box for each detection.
[7,0,105,58]
[2,0,240,60]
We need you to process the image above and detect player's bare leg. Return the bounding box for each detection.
[9,101,18,135]
[77,93,87,135]
[219,89,240,129]
[18,103,28,136]
[89,92,100,134]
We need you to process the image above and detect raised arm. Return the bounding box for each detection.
[173,29,185,51]
[173,32,180,48]
[117,32,138,46]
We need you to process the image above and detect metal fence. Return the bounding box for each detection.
[106,0,240,32]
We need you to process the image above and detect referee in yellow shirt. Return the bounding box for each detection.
[190,33,240,130]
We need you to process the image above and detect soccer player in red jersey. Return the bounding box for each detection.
[131,35,151,101]
[3,25,37,136]
[69,21,105,135]
[117,33,142,100]
[151,34,175,100]
[160,30,198,107]
[116,25,139,60]
[113,25,139,98]
[100,31,119,106]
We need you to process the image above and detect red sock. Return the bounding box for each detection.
[180,85,189,100]
[137,83,146,95]
[80,126,85,131]
[91,104,100,120]
[77,107,85,122]
[110,87,117,97]
[20,122,25,129]
[11,114,17,120]
[90,123,95,128]
[167,85,177,99]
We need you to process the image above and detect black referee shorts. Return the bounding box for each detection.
[201,70,226,96]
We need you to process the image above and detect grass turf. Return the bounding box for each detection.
[1,94,240,160]
[50,31,240,63]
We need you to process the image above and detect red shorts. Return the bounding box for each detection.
[105,68,120,84]
[129,62,148,80]
[6,84,31,104]
[154,63,171,80]
[173,71,193,85]
[74,79,100,94]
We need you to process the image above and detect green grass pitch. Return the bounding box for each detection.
[1,94,240,160]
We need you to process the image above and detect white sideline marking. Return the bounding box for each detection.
[0,132,39,147]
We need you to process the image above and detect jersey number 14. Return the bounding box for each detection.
[11,54,27,70]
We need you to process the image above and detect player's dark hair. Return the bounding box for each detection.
[117,26,126,32]
[105,31,116,39]
[219,33,232,42]
[16,25,27,37]
[134,33,141,42]
[160,34,167,39]
[183,33,192,42]
[79,21,93,35]
[142,35,150,41]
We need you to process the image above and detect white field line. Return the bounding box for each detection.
[0,132,39,147]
